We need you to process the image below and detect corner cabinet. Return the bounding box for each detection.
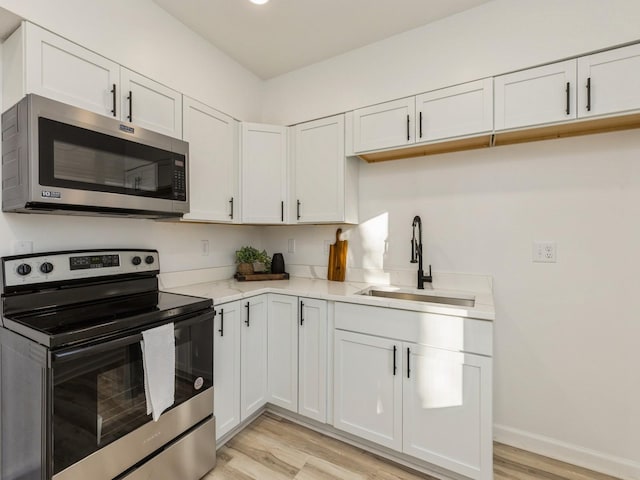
[182,97,239,223]
[267,295,328,423]
[241,123,288,224]
[292,114,358,224]
[333,302,493,480]
[4,22,182,138]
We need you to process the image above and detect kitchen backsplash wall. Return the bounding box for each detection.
[262,129,640,478]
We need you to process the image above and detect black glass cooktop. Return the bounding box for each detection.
[2,291,212,348]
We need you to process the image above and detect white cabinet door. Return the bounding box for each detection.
[213,301,241,440]
[241,123,287,224]
[182,97,239,223]
[120,68,182,137]
[494,60,577,130]
[352,97,415,153]
[578,43,640,118]
[333,330,402,451]
[24,22,120,117]
[240,295,268,420]
[403,343,492,480]
[293,115,346,223]
[416,79,493,141]
[267,294,298,412]
[298,298,328,423]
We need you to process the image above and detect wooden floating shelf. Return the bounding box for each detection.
[356,112,640,163]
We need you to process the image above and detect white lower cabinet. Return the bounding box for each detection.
[403,343,492,480]
[334,302,493,480]
[267,295,328,422]
[333,330,403,450]
[240,295,268,420]
[213,300,241,440]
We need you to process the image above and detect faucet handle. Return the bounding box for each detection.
[425,264,433,283]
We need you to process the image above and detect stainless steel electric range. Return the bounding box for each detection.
[0,249,216,480]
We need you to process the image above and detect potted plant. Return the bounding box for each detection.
[235,246,272,275]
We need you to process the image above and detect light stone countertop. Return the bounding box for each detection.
[161,275,495,321]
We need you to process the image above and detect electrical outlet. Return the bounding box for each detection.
[287,238,296,254]
[201,240,210,256]
[533,241,557,263]
[14,241,33,255]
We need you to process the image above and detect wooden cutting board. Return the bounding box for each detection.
[328,228,347,281]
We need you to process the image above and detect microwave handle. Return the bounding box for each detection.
[52,309,214,363]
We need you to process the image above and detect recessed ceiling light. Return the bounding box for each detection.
[250,0,269,4]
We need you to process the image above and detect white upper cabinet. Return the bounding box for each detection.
[10,22,120,117]
[120,68,182,138]
[182,97,239,223]
[4,22,182,138]
[293,114,358,224]
[416,78,493,141]
[241,123,288,224]
[494,60,577,130]
[352,97,415,153]
[577,43,640,118]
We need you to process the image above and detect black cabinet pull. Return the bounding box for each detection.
[586,77,591,112]
[393,345,397,376]
[281,200,284,222]
[127,91,133,122]
[245,302,250,327]
[406,114,410,141]
[229,197,234,219]
[110,84,117,117]
[407,347,411,378]
[419,111,423,138]
[297,200,301,220]
[565,82,570,115]
[218,309,224,336]
[300,300,304,326]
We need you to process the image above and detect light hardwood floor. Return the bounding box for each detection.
[205,412,620,480]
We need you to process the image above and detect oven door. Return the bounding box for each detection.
[50,309,214,480]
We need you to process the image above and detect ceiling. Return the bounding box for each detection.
[153,0,493,80]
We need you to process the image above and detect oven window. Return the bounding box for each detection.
[38,117,186,201]
[52,318,212,474]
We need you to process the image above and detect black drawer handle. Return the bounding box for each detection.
[218,309,224,336]
[110,84,117,117]
[245,302,250,327]
[393,345,397,376]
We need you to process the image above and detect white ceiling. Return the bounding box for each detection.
[153,0,493,80]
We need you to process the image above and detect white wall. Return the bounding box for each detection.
[0,0,263,120]
[261,0,640,125]
[260,0,640,477]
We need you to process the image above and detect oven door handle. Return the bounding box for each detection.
[52,309,215,363]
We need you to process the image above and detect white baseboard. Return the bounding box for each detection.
[494,424,640,480]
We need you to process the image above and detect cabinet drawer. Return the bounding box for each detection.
[335,302,492,356]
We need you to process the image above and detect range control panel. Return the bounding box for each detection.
[2,249,160,288]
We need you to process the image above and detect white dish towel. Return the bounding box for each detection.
[141,322,175,421]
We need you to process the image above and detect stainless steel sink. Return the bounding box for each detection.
[359,289,475,307]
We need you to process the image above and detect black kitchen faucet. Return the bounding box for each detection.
[410,215,433,289]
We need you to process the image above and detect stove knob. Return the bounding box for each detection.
[16,263,32,276]
[40,262,54,274]
[132,256,142,266]
[145,255,155,265]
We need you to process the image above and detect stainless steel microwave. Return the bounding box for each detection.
[2,94,189,218]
